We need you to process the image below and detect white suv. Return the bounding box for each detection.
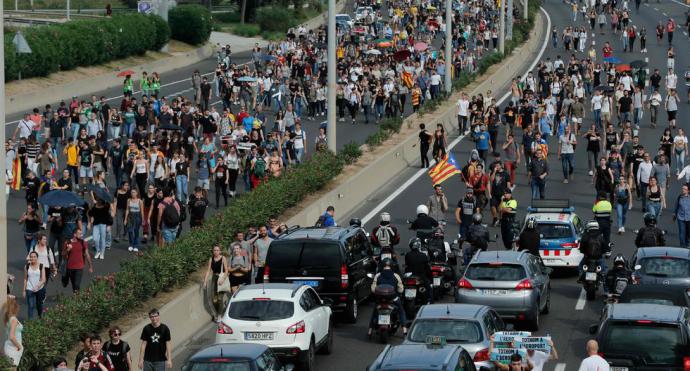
[215,283,334,371]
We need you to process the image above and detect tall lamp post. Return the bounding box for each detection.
[327,0,336,152]
[444,0,452,94]
[499,0,505,54]
[0,0,8,340]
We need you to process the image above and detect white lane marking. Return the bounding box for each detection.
[555,363,566,371]
[575,288,587,310]
[653,6,659,10]
[669,0,690,7]
[662,12,668,16]
[361,7,552,224]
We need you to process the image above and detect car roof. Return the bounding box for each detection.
[636,247,690,259]
[188,343,267,362]
[619,284,689,305]
[377,344,460,369]
[526,212,577,223]
[232,283,306,301]
[417,304,489,320]
[606,303,686,322]
[277,226,358,241]
[472,250,530,264]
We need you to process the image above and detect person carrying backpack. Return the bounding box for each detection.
[314,206,336,227]
[635,212,665,247]
[251,148,268,189]
[156,188,181,245]
[371,212,401,250]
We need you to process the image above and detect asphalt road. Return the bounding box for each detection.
[170,1,690,370]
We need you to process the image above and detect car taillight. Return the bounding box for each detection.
[515,279,533,290]
[340,264,349,289]
[263,264,270,283]
[217,321,233,334]
[473,348,490,362]
[405,278,417,286]
[598,352,605,358]
[457,278,473,289]
[683,356,690,371]
[286,320,305,334]
[636,320,653,324]
[561,242,579,248]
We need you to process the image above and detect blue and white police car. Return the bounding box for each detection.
[521,200,584,269]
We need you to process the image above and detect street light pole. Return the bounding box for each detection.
[67,0,70,20]
[0,0,8,339]
[506,0,514,40]
[444,0,452,94]
[327,0,336,152]
[499,0,505,54]
[523,0,528,20]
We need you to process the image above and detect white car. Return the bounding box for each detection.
[335,13,354,28]
[355,6,374,23]
[216,283,334,371]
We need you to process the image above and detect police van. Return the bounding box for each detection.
[521,200,584,269]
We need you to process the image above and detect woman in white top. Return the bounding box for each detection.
[665,89,680,129]
[648,89,662,127]
[131,153,149,195]
[23,251,46,319]
[153,155,168,188]
[674,128,688,174]
[3,298,23,366]
[225,145,240,197]
[27,233,55,288]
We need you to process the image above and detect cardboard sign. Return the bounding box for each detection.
[491,332,552,364]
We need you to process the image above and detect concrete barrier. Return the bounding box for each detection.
[117,8,547,364]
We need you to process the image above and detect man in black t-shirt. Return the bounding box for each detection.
[109,139,125,188]
[104,326,132,371]
[138,309,171,371]
[617,90,633,126]
[188,187,209,228]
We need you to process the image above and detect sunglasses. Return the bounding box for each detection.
[111,332,121,336]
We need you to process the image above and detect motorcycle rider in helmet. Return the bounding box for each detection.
[349,218,363,228]
[427,226,451,262]
[578,220,607,282]
[404,237,433,303]
[635,212,666,247]
[371,212,401,251]
[368,258,407,337]
[518,217,541,256]
[455,188,479,251]
[410,204,439,231]
[465,213,490,265]
[604,254,631,297]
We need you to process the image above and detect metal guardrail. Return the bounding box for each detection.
[3,15,58,25]
[6,10,102,18]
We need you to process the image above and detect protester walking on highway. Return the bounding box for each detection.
[418,124,432,168]
[251,225,273,284]
[558,125,577,183]
[104,326,132,371]
[427,185,449,223]
[89,197,111,260]
[23,251,46,319]
[577,340,610,371]
[157,189,180,246]
[124,189,144,253]
[674,184,690,248]
[528,149,549,199]
[203,245,229,322]
[61,226,93,293]
[3,298,23,366]
[614,176,633,233]
[138,309,172,371]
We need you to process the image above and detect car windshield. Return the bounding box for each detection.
[537,223,572,239]
[408,319,482,343]
[604,322,683,364]
[626,298,676,306]
[228,300,294,321]
[188,361,251,371]
[465,264,526,281]
[267,242,341,270]
[639,257,690,278]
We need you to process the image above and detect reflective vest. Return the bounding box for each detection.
[593,200,613,219]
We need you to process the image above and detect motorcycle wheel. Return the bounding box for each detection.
[379,329,389,344]
[404,301,417,319]
[586,285,597,301]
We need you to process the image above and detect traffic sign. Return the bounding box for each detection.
[12,31,31,54]
[138,1,154,14]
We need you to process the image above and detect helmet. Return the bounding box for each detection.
[380,212,391,224]
[526,217,536,229]
[472,213,483,224]
[613,254,627,267]
[381,258,394,268]
[416,204,429,216]
[585,220,600,231]
[643,212,657,226]
[349,218,362,227]
[409,237,422,251]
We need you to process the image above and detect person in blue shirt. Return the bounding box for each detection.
[473,125,492,162]
[318,206,336,227]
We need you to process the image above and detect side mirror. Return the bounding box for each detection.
[543,267,554,275]
[321,298,334,306]
[634,264,642,270]
[588,324,598,335]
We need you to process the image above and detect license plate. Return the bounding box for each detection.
[611,368,628,371]
[482,289,508,295]
[245,332,274,341]
[293,280,319,287]
[378,314,391,325]
[433,277,441,286]
[381,253,392,260]
[585,272,597,281]
[404,288,417,298]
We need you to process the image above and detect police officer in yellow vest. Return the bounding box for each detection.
[593,190,613,257]
[499,189,518,249]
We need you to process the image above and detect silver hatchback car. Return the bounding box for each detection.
[404,304,506,370]
[454,250,552,330]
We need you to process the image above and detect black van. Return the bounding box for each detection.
[264,226,376,323]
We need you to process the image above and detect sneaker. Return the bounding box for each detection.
[133,247,139,252]
[617,227,623,234]
[94,252,101,259]
[621,227,625,233]
[128,246,133,252]
[563,179,569,184]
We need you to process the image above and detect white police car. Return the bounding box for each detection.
[521,200,584,269]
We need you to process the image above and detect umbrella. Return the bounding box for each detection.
[393,49,412,62]
[116,69,135,77]
[426,4,436,9]
[237,76,257,82]
[595,85,614,92]
[262,54,277,62]
[159,123,184,131]
[615,64,632,72]
[38,190,85,208]
[427,19,439,28]
[630,60,648,69]
[365,49,382,55]
[377,41,393,48]
[89,185,113,203]
[603,56,622,64]
[414,42,428,51]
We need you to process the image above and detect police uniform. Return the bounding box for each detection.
[500,198,518,249]
[593,199,613,253]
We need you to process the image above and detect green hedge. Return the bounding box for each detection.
[5,13,169,82]
[169,4,213,45]
[255,6,298,33]
[19,151,345,369]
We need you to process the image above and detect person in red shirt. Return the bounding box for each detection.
[602,42,613,58]
[666,18,676,45]
[61,226,93,293]
[469,163,489,210]
[77,335,114,371]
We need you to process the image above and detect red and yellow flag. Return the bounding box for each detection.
[428,153,461,186]
[402,70,414,88]
[11,158,21,190]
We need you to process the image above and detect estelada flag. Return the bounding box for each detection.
[402,70,414,88]
[10,158,21,191]
[428,153,461,186]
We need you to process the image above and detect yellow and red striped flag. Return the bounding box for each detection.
[402,70,414,88]
[10,158,21,191]
[428,153,461,186]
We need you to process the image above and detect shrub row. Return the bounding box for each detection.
[19,151,345,369]
[5,13,169,82]
[169,4,213,45]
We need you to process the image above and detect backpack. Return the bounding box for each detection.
[640,227,658,247]
[162,201,180,228]
[314,214,327,227]
[586,236,602,258]
[375,226,393,248]
[254,156,267,177]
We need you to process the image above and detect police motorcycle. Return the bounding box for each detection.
[426,226,455,299]
[604,255,631,304]
[580,221,614,301]
[368,259,404,344]
[357,217,402,275]
[402,238,432,319]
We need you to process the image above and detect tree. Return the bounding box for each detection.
[240,0,247,24]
